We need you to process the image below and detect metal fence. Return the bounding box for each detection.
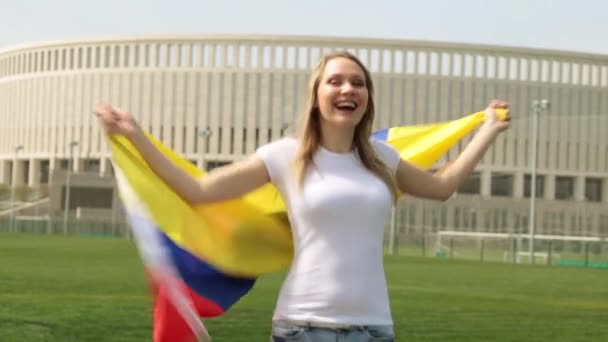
[2,178,607,270]
[386,195,608,268]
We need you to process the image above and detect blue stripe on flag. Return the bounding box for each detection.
[159,232,256,310]
[371,129,389,142]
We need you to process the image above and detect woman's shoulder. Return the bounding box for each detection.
[370,137,395,154]
[256,136,298,159]
[369,138,401,171]
[264,136,298,151]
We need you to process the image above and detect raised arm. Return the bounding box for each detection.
[395,100,510,201]
[95,104,269,205]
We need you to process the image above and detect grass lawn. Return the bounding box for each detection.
[1,233,607,341]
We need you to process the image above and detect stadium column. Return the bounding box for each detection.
[574,175,585,201]
[513,171,524,198]
[544,174,555,200]
[99,157,112,177]
[49,158,58,176]
[480,169,492,197]
[28,159,40,187]
[602,178,608,203]
[99,158,107,177]
[73,158,83,173]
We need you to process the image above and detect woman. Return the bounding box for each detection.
[96,51,509,341]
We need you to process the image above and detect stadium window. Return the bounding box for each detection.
[217,127,223,154]
[114,46,121,67]
[26,53,31,73]
[168,44,177,67]
[62,48,67,70]
[206,160,231,171]
[491,173,513,197]
[40,160,50,183]
[555,176,574,200]
[61,186,114,209]
[77,47,83,69]
[32,52,37,73]
[69,48,74,69]
[428,51,438,75]
[134,45,141,67]
[93,47,100,68]
[585,178,602,202]
[242,128,247,154]
[487,55,497,78]
[46,50,52,71]
[37,51,42,72]
[458,172,480,194]
[59,159,69,170]
[121,45,128,67]
[84,159,100,173]
[22,160,30,185]
[273,46,283,69]
[464,54,473,77]
[85,47,91,68]
[104,46,111,68]
[600,215,608,236]
[417,51,427,75]
[262,46,271,69]
[143,44,150,67]
[524,174,545,198]
[297,47,310,70]
[286,46,296,69]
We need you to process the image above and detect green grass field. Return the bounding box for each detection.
[1,233,607,341]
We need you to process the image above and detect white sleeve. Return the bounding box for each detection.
[255,138,296,186]
[371,139,401,174]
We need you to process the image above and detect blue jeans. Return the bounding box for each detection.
[270,320,395,341]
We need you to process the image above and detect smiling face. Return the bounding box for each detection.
[294,52,395,197]
[315,57,370,130]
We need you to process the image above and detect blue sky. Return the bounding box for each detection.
[1,0,606,55]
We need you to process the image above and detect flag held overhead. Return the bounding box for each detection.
[108,108,508,342]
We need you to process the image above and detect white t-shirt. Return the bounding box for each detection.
[256,137,401,326]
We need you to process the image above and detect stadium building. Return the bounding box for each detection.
[0,35,606,242]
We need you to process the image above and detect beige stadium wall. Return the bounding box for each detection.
[0,35,607,235]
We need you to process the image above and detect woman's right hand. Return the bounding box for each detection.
[94,103,141,139]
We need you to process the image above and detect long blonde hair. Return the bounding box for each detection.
[292,51,399,202]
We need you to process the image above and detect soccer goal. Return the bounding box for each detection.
[435,230,606,264]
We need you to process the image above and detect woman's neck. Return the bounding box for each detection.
[319,123,355,153]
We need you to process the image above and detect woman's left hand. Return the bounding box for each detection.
[482,99,511,133]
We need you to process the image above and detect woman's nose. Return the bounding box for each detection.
[340,82,355,94]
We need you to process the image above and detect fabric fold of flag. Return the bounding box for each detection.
[109,134,294,342]
[107,108,507,342]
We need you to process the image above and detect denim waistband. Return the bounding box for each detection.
[274,319,369,331]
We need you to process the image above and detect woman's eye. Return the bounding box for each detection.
[328,79,341,85]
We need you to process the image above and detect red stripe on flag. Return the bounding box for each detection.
[146,273,224,342]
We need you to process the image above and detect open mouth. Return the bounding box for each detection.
[334,100,358,112]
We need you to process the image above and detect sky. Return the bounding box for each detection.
[0,0,606,55]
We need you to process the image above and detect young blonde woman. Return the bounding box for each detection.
[96,51,509,341]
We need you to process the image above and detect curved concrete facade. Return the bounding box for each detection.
[1,35,607,236]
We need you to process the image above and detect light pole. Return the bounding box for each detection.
[9,145,24,233]
[528,99,549,264]
[62,141,78,236]
[388,204,397,255]
[280,123,290,136]
[198,127,213,169]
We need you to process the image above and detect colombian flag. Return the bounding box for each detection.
[108,109,507,342]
